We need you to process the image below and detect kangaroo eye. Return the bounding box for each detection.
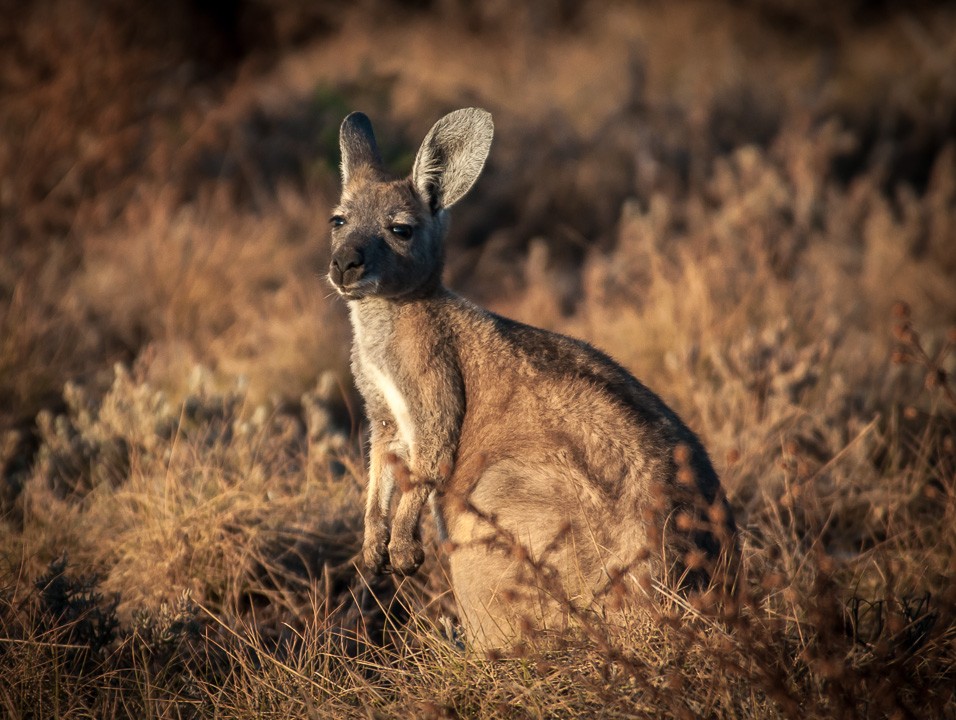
[390,224,413,239]
[330,215,346,228]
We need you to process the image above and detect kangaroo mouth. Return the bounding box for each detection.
[329,275,381,300]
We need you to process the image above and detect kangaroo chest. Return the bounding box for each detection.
[349,303,418,452]
[364,361,416,450]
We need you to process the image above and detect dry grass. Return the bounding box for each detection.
[2,0,955,717]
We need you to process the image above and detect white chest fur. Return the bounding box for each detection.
[365,361,416,451]
[349,304,417,454]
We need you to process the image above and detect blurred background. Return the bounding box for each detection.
[3,0,954,426]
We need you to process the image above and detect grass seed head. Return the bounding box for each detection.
[676,512,695,532]
[891,301,911,319]
[677,467,696,486]
[684,549,709,571]
[673,443,691,466]
[707,502,728,526]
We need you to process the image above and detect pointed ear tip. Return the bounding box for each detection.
[341,111,373,133]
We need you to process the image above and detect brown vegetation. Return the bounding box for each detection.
[1,0,955,717]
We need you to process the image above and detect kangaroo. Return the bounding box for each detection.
[328,108,736,649]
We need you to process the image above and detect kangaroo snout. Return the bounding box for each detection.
[329,246,365,288]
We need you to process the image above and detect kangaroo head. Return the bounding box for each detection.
[328,108,494,300]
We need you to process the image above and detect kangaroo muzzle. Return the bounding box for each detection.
[329,246,365,288]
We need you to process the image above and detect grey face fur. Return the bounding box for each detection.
[327,108,736,651]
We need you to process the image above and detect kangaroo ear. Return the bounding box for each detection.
[412,108,493,213]
[339,112,383,185]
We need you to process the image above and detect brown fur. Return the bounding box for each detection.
[328,108,736,649]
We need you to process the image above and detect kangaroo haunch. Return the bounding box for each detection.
[328,108,737,650]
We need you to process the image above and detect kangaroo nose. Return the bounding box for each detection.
[332,247,363,272]
[330,247,365,286]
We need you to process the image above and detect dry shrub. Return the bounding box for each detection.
[1,349,954,714]
[73,186,350,402]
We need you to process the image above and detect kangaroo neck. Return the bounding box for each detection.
[348,289,448,354]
